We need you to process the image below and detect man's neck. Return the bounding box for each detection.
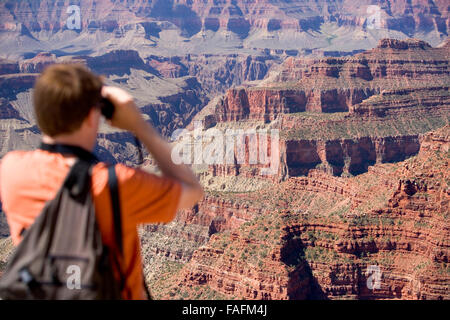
[42,135,94,152]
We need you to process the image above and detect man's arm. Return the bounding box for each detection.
[133,122,204,210]
[101,86,204,211]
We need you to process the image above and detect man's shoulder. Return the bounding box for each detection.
[92,162,140,178]
[1,150,36,169]
[91,162,151,189]
[92,162,177,191]
[2,150,31,160]
[0,150,52,201]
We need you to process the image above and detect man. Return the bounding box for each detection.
[0,64,204,299]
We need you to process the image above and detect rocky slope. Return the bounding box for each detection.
[0,50,210,162]
[1,2,447,164]
[216,39,449,121]
[0,207,13,277]
[198,39,450,179]
[151,126,449,300]
[180,54,279,96]
[0,0,448,58]
[136,39,449,300]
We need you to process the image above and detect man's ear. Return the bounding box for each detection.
[85,107,101,129]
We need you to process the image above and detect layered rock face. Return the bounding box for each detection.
[0,237,13,277]
[137,40,448,300]
[0,99,23,120]
[205,39,449,179]
[1,2,446,168]
[0,59,19,75]
[182,54,278,96]
[139,193,265,288]
[285,136,421,177]
[216,39,449,121]
[0,74,37,100]
[0,209,13,277]
[0,0,447,76]
[0,50,209,162]
[1,0,447,42]
[154,126,449,300]
[19,52,57,74]
[0,45,281,160]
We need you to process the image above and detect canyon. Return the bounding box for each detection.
[146,125,449,301]
[0,1,449,300]
[0,0,448,58]
[138,38,449,300]
[200,39,450,179]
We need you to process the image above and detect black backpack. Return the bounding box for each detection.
[0,143,126,300]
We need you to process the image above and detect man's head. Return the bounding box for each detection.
[33,64,103,150]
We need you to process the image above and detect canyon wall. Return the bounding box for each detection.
[202,39,449,180]
[285,135,421,177]
[1,0,447,41]
[0,49,212,162]
[135,40,449,300]
[216,39,449,122]
[154,126,449,300]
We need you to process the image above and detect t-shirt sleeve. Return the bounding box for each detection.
[116,164,182,226]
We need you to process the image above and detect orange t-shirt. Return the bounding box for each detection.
[0,149,181,300]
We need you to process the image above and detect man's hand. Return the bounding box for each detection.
[101,86,147,134]
[101,86,204,211]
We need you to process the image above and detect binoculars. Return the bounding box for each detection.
[98,96,144,165]
[99,98,115,120]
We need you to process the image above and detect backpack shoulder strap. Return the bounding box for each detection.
[40,143,99,164]
[107,165,127,296]
[65,160,93,201]
[108,165,123,255]
[107,165,152,299]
